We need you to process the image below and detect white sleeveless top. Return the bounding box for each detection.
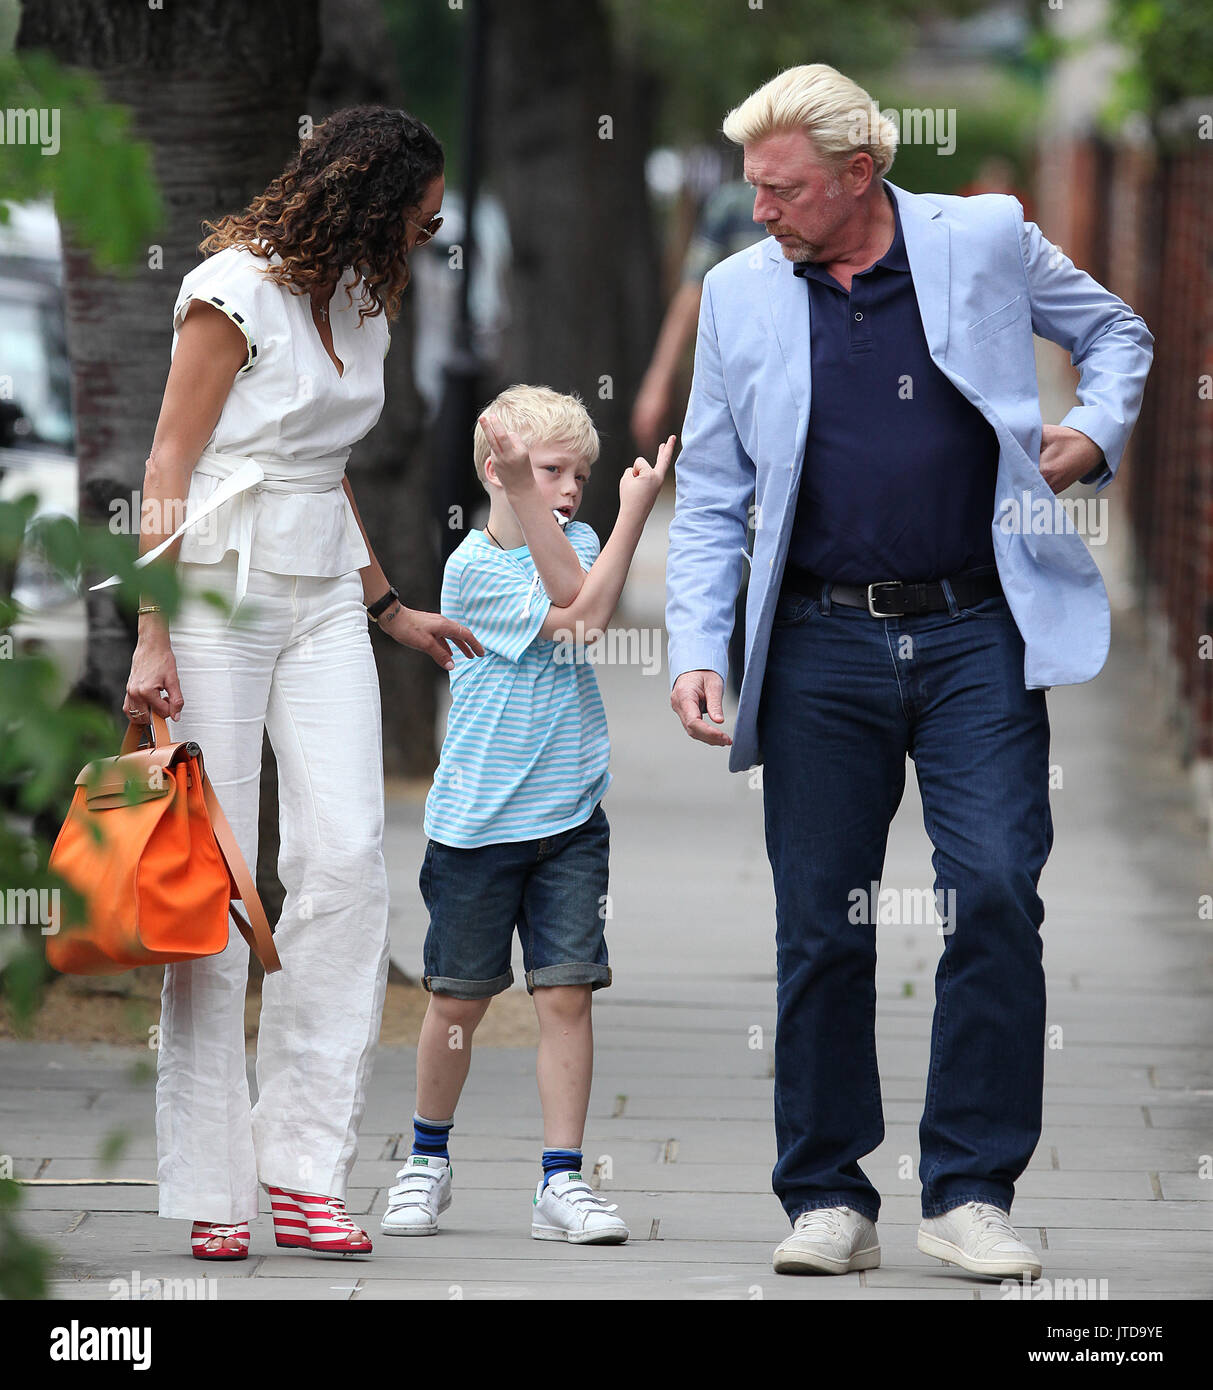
[169,243,391,585]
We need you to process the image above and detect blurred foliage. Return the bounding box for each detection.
[1107,0,1213,117]
[607,0,914,141]
[1,496,189,1023]
[97,1126,130,1169]
[383,0,1005,173]
[0,50,161,269]
[0,1180,47,1299]
[382,0,464,182]
[1017,22,1071,86]
[0,498,184,1300]
[875,75,1044,195]
[0,9,165,1299]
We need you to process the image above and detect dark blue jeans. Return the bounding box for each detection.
[756,584,1053,1225]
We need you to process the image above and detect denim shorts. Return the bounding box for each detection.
[420,802,611,999]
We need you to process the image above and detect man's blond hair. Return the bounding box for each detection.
[472,384,600,488]
[722,64,899,179]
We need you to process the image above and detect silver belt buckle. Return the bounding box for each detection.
[867,581,905,618]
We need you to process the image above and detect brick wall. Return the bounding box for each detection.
[1037,126,1213,816]
[1119,141,1213,768]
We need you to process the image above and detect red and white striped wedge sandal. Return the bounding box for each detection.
[266,1186,373,1257]
[190,1221,250,1260]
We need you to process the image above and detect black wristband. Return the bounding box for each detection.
[366,585,400,620]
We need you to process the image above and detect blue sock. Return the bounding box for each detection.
[412,1113,453,1160]
[542,1147,583,1189]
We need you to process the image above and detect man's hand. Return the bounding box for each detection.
[479,413,535,494]
[1039,424,1104,495]
[670,669,732,748]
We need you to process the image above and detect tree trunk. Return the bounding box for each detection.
[309,0,439,780]
[484,0,662,541]
[19,0,321,929]
[19,0,321,709]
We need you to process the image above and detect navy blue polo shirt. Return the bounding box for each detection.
[787,182,1000,584]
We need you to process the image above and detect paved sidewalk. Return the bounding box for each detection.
[4,494,1212,1301]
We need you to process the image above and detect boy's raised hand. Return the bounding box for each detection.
[619,433,677,516]
[479,413,534,493]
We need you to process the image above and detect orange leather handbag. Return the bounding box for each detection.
[46,712,281,976]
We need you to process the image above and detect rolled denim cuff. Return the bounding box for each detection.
[525,963,612,994]
[423,968,514,1000]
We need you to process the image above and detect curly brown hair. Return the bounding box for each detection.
[199,105,444,325]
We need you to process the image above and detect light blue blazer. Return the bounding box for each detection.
[665,180,1154,773]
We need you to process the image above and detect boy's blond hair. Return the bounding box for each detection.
[473,384,600,488]
[722,63,899,180]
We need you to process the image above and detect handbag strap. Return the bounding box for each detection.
[120,715,282,973]
[120,710,174,754]
[202,774,283,975]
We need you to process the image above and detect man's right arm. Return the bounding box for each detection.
[664,273,755,744]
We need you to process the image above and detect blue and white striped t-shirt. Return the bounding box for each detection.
[423,522,612,848]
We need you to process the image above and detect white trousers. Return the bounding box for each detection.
[156,555,390,1223]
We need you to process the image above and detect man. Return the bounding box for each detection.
[665,64,1153,1279]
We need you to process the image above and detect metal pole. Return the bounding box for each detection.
[432,0,488,563]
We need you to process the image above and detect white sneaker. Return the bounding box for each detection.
[380,1155,452,1236]
[531,1171,629,1245]
[773,1205,881,1275]
[918,1201,1042,1278]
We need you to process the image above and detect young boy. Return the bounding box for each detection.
[380,385,674,1244]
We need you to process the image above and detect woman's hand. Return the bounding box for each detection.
[378,604,484,670]
[124,618,185,721]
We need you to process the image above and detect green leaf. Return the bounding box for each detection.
[0,52,163,269]
[97,1128,130,1169]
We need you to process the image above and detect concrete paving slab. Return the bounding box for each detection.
[4,515,1211,1304]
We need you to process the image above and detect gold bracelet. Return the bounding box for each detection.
[137,604,162,616]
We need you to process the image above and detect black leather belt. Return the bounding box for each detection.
[782,563,1003,617]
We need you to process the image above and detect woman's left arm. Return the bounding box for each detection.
[342,477,484,670]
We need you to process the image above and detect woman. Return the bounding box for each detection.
[122,106,482,1260]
